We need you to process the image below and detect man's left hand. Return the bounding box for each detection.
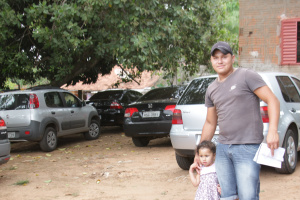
[266,129,279,156]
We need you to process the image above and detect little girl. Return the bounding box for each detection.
[189,140,220,200]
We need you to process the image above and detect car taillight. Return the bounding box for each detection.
[29,93,39,109]
[172,109,183,124]
[124,107,138,117]
[165,105,176,113]
[110,101,123,109]
[0,119,6,127]
[260,106,269,123]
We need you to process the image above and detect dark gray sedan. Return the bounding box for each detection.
[124,85,186,147]
[87,89,143,126]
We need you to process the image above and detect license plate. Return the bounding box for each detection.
[8,132,15,138]
[142,111,160,118]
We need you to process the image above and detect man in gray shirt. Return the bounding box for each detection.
[199,41,280,200]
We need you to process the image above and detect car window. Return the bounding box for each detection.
[89,90,124,100]
[122,93,130,103]
[0,94,30,110]
[276,76,300,102]
[177,77,216,105]
[62,92,81,107]
[292,77,300,91]
[134,91,143,99]
[128,91,142,102]
[44,92,64,108]
[139,86,186,101]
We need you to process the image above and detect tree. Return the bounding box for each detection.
[0,0,236,88]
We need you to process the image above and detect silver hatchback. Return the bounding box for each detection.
[170,72,300,174]
[0,87,100,152]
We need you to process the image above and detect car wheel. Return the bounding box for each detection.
[132,137,150,147]
[175,153,193,170]
[39,127,57,152]
[84,119,100,140]
[275,129,298,174]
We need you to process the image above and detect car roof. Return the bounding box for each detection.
[192,70,298,80]
[0,88,66,95]
[257,71,297,77]
[96,89,137,92]
[151,85,187,89]
[192,74,218,80]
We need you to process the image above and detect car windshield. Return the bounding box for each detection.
[89,90,124,100]
[138,86,186,101]
[177,77,216,105]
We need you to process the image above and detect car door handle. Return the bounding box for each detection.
[51,111,55,114]
[290,108,296,113]
[71,110,74,113]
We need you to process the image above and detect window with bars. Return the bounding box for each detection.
[281,18,300,65]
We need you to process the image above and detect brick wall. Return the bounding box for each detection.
[239,0,300,77]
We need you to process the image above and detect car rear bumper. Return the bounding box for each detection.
[0,154,10,165]
[7,121,41,141]
[124,120,172,138]
[100,113,124,126]
[0,139,10,165]
[170,124,219,157]
[174,149,195,158]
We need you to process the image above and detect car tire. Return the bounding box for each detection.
[132,137,150,147]
[39,127,57,152]
[84,119,101,140]
[175,153,193,170]
[275,129,298,174]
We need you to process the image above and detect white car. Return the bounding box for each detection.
[170,71,300,174]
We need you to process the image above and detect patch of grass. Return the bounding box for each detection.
[72,193,79,197]
[14,180,29,186]
[65,193,79,197]
[8,166,17,170]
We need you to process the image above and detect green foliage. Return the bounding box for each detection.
[0,0,239,87]
[224,0,239,54]
[14,180,29,186]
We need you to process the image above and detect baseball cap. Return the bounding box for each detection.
[210,41,233,56]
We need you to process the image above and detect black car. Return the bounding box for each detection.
[0,117,10,165]
[124,85,186,147]
[87,89,143,126]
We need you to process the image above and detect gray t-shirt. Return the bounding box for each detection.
[205,68,266,144]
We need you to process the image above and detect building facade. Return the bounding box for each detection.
[239,0,300,77]
[62,65,160,100]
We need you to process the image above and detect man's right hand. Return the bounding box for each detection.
[193,155,201,174]
[189,162,201,174]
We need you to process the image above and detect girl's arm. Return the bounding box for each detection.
[189,163,201,187]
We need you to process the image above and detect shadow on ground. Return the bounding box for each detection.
[10,126,124,153]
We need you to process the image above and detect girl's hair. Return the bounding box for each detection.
[196,140,216,154]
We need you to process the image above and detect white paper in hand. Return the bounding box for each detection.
[253,143,285,168]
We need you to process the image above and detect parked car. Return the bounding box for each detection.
[124,85,186,147]
[86,89,143,126]
[170,72,300,174]
[0,86,101,152]
[0,116,10,165]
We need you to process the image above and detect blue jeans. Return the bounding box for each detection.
[215,143,261,200]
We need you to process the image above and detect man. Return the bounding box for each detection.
[199,41,280,199]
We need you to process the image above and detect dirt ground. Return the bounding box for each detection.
[1,126,300,200]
